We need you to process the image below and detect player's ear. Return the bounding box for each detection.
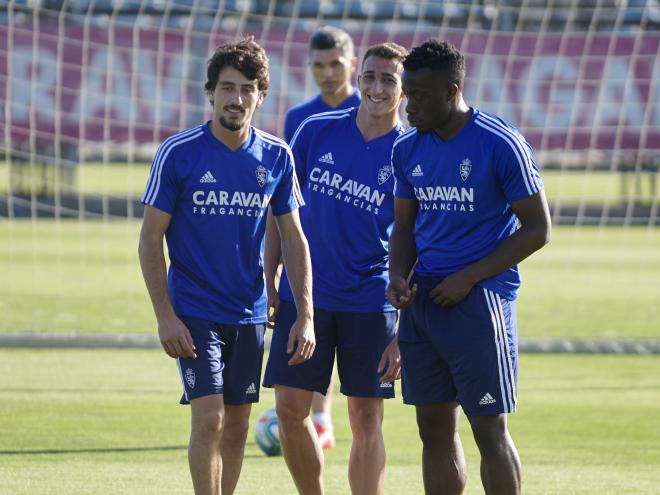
[447,83,459,101]
[206,88,214,107]
[350,56,358,74]
[255,91,265,109]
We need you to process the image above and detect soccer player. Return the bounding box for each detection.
[264,42,408,495]
[388,40,551,495]
[138,38,314,495]
[283,25,360,143]
[276,25,360,449]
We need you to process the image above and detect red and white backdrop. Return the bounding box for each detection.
[1,23,658,152]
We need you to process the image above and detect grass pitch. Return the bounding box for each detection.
[1,220,658,339]
[0,349,658,494]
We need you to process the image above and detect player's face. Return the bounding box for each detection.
[358,55,403,118]
[207,66,264,132]
[402,68,456,134]
[310,47,355,97]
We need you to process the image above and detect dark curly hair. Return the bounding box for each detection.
[205,37,269,94]
[403,40,465,88]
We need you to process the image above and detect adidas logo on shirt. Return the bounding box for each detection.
[200,171,216,183]
[478,393,496,405]
[318,152,335,165]
[245,382,257,395]
[412,164,424,177]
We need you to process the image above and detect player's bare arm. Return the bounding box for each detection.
[429,190,552,307]
[387,197,419,309]
[138,205,196,359]
[264,208,282,328]
[274,209,315,365]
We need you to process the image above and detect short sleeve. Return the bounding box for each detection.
[141,140,180,214]
[392,141,416,199]
[289,120,309,187]
[270,145,305,217]
[494,133,544,204]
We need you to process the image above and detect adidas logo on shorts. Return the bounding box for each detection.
[245,382,257,394]
[479,393,496,405]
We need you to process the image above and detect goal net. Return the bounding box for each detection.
[0,0,658,334]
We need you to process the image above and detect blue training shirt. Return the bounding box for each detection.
[142,122,304,324]
[392,109,544,300]
[283,89,361,143]
[279,107,404,312]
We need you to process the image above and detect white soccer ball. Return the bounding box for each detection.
[254,408,281,456]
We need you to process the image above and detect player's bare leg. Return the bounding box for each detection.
[276,385,324,495]
[220,403,252,495]
[189,394,225,495]
[468,414,521,495]
[347,396,385,495]
[311,372,335,449]
[416,402,467,495]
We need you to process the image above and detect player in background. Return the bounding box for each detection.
[283,25,360,143]
[388,40,551,495]
[139,38,314,495]
[264,42,408,495]
[273,25,360,449]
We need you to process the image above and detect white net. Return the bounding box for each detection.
[0,0,659,334]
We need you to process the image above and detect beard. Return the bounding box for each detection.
[219,115,243,132]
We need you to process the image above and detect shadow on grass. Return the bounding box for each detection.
[0,445,268,459]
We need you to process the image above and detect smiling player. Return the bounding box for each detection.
[264,42,407,495]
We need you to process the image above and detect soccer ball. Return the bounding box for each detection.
[254,408,281,456]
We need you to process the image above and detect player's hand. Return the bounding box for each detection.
[377,335,401,383]
[387,275,418,309]
[157,314,196,359]
[266,284,280,329]
[287,315,315,366]
[429,270,475,307]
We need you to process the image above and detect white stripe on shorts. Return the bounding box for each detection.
[176,357,189,402]
[483,288,516,412]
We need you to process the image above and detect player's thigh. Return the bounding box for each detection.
[397,300,457,406]
[218,323,266,406]
[263,300,336,394]
[177,316,224,404]
[335,310,397,398]
[444,288,518,417]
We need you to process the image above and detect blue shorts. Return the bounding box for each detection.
[398,277,518,416]
[263,300,397,398]
[176,316,265,405]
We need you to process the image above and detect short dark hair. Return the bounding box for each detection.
[204,36,269,93]
[361,42,408,70]
[403,39,466,88]
[309,26,354,58]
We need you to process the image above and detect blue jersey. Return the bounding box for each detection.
[142,122,304,324]
[392,109,543,300]
[283,89,361,143]
[279,107,404,312]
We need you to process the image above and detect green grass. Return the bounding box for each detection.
[2,162,658,203]
[1,220,659,339]
[0,349,658,494]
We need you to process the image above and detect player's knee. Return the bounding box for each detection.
[275,395,309,429]
[192,409,225,438]
[348,403,383,443]
[468,415,509,453]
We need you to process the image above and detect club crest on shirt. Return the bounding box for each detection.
[377,164,393,185]
[185,368,196,389]
[255,165,268,188]
[459,158,472,181]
